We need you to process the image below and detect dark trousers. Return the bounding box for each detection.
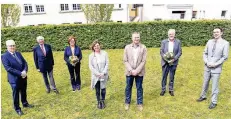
[10,77,28,111]
[95,81,106,101]
[67,63,81,90]
[41,69,57,91]
[161,64,177,91]
[125,76,143,105]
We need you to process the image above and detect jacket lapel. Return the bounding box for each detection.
[173,40,177,54]
[44,44,48,56]
[165,41,169,53]
[7,51,21,65]
[137,44,142,63]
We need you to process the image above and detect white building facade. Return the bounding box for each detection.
[18,4,129,26]
[142,4,231,21]
[18,4,231,26]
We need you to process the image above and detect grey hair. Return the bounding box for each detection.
[36,36,44,42]
[132,32,140,35]
[168,29,176,34]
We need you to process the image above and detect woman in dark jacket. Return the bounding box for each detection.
[64,36,82,91]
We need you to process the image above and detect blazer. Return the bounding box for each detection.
[33,44,54,73]
[123,43,147,76]
[160,39,182,66]
[1,51,28,84]
[89,50,109,89]
[203,38,230,73]
[64,45,82,66]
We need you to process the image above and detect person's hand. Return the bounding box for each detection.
[131,70,138,76]
[207,62,215,68]
[21,71,27,78]
[99,73,104,78]
[168,59,174,63]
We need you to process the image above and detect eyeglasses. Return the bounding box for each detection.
[8,45,15,47]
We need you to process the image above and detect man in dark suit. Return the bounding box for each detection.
[33,36,59,94]
[1,40,33,116]
[160,29,182,96]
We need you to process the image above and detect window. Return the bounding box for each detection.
[153,4,164,6]
[172,11,186,19]
[38,24,46,26]
[119,4,122,8]
[73,4,81,10]
[74,22,82,24]
[192,11,197,18]
[154,18,162,21]
[221,10,227,17]
[36,5,45,13]
[60,4,69,11]
[132,4,137,9]
[114,4,122,9]
[24,4,33,13]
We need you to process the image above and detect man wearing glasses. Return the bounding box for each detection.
[197,28,230,109]
[1,40,33,116]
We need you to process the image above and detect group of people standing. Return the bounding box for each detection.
[1,28,229,116]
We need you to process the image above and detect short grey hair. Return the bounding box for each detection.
[168,29,176,34]
[132,32,140,35]
[36,36,44,42]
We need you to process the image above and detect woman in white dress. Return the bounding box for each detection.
[89,40,109,109]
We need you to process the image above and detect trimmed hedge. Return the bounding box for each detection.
[1,20,231,52]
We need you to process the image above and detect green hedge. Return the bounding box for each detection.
[1,20,231,52]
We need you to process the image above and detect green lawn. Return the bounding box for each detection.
[1,47,231,119]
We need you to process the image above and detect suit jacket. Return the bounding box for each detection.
[160,39,182,66]
[1,51,28,84]
[203,38,230,73]
[64,45,82,66]
[123,43,147,76]
[33,44,54,73]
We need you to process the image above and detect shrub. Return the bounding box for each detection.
[1,20,231,52]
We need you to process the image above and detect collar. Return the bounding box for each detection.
[131,43,140,48]
[168,39,175,42]
[213,38,222,43]
[8,51,15,55]
[39,44,45,47]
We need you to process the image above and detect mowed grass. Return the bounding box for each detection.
[1,46,231,119]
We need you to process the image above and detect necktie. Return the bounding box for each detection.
[41,45,46,56]
[212,41,217,57]
[13,53,22,65]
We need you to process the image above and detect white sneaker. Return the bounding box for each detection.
[125,104,130,110]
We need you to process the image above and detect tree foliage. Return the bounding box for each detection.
[1,4,21,27]
[81,4,114,23]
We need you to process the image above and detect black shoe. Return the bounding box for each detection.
[169,91,174,96]
[54,89,59,94]
[23,104,34,108]
[101,100,106,109]
[196,97,207,102]
[160,91,165,96]
[16,110,24,116]
[209,103,217,109]
[97,101,102,109]
[76,86,81,90]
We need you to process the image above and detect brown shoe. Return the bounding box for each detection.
[125,104,129,110]
[137,104,143,111]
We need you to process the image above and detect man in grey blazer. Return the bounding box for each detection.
[197,28,230,109]
[160,29,182,96]
[123,32,147,111]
